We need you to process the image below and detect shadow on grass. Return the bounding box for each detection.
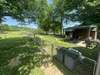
[0,37,49,75]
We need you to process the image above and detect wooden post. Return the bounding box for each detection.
[34,33,36,38]
[95,53,100,75]
[51,44,54,60]
[88,27,91,38]
[94,27,97,40]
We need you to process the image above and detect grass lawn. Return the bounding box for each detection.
[37,34,78,55]
[0,31,80,75]
[38,34,100,60]
[0,31,97,75]
[0,31,44,75]
[37,34,81,75]
[37,34,77,47]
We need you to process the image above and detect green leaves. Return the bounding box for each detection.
[0,0,100,31]
[0,0,38,22]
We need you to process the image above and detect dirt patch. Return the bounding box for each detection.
[76,41,86,47]
[7,54,23,69]
[41,62,64,75]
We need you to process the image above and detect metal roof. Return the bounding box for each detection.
[64,25,97,32]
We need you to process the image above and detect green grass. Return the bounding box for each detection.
[0,31,97,75]
[37,35,76,48]
[38,34,100,60]
[37,34,78,55]
[75,47,100,60]
[0,31,25,39]
[37,34,81,75]
[0,31,44,75]
[37,34,98,75]
[0,32,80,75]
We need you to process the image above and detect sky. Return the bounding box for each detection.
[2,16,38,28]
[2,16,80,28]
[2,17,18,26]
[63,20,80,28]
[2,0,80,28]
[48,0,53,4]
[2,0,53,28]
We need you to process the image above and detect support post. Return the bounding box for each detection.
[95,53,100,75]
[51,44,54,61]
[88,27,91,38]
[94,27,97,40]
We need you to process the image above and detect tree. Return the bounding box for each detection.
[36,0,52,34]
[1,0,99,34]
[61,0,100,27]
[78,0,100,25]
[51,0,83,34]
[51,21,61,34]
[52,0,65,35]
[0,0,39,23]
[0,24,10,32]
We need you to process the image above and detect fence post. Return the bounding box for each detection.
[33,33,36,38]
[51,44,54,61]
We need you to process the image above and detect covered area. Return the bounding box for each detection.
[64,25,97,41]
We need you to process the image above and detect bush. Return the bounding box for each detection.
[76,58,95,75]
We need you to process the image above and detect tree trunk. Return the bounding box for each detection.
[45,31,48,35]
[60,16,63,36]
[0,18,2,24]
[53,31,56,35]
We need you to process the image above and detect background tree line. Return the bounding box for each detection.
[0,0,100,34]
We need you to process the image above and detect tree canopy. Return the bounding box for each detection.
[0,0,48,22]
[0,0,100,33]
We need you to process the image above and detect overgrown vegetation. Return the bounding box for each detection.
[0,0,100,75]
[37,34,99,75]
[0,31,45,75]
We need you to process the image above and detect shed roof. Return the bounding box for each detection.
[64,25,97,32]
